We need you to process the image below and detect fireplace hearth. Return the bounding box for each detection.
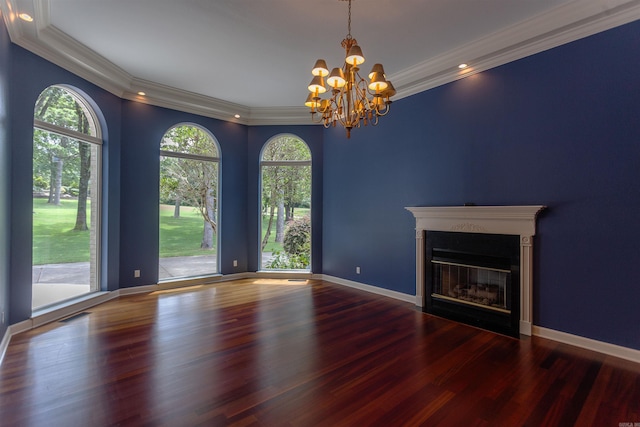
[406,206,545,337]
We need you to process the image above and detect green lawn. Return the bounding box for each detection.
[261,214,282,253]
[33,198,90,264]
[33,199,309,264]
[33,200,218,264]
[159,204,216,258]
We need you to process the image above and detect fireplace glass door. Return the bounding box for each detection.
[431,260,510,313]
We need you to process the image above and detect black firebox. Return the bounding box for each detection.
[425,231,520,338]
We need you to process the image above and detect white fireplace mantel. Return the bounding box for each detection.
[406,205,545,336]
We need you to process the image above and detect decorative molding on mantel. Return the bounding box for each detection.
[2,0,640,125]
[406,205,546,336]
[406,205,545,236]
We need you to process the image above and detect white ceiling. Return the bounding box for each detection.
[2,0,640,124]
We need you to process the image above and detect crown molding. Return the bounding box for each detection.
[246,107,315,126]
[2,0,640,125]
[120,78,313,126]
[392,0,640,99]
[1,0,314,125]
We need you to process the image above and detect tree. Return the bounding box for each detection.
[73,102,92,231]
[283,162,311,221]
[33,86,94,233]
[160,126,219,250]
[261,137,311,251]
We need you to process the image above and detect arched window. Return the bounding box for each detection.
[159,124,220,280]
[260,135,311,271]
[32,85,102,310]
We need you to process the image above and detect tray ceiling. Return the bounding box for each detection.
[2,0,639,124]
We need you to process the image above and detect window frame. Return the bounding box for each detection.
[158,123,221,279]
[32,85,104,301]
[259,134,312,271]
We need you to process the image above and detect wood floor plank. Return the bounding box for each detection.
[1,278,639,426]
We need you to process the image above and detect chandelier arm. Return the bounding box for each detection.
[335,93,349,128]
[310,112,325,124]
[344,75,355,127]
[376,104,391,116]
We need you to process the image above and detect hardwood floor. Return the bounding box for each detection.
[1,278,639,426]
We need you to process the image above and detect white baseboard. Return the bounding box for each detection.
[212,272,255,281]
[0,325,13,365]
[118,284,159,295]
[31,292,116,328]
[319,274,416,303]
[520,321,532,336]
[254,271,313,279]
[532,326,640,364]
[320,275,640,364]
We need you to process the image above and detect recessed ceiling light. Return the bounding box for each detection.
[137,91,146,96]
[19,13,33,22]
[458,63,468,69]
[234,114,240,119]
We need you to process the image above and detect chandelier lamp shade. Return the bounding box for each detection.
[305,0,395,138]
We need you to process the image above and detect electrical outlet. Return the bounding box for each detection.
[356,266,361,274]
[233,260,238,267]
[134,269,141,278]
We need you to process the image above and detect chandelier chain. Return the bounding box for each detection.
[347,0,352,39]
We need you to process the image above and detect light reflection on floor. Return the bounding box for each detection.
[251,279,309,286]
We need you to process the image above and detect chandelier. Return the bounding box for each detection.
[305,0,395,138]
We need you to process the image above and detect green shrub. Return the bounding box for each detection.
[33,176,49,191]
[283,216,310,255]
[267,250,309,269]
[267,216,311,269]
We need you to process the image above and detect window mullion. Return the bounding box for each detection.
[34,119,102,145]
[160,150,219,162]
[261,160,311,167]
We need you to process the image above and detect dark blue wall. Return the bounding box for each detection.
[247,126,323,272]
[119,101,248,286]
[1,15,638,352]
[0,18,11,340]
[8,45,123,322]
[322,21,640,350]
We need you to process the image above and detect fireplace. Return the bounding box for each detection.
[426,231,520,337]
[406,206,545,337]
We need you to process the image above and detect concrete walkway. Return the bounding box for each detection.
[32,253,276,309]
[32,253,278,284]
[31,255,218,309]
[158,255,218,279]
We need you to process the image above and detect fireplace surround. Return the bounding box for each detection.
[406,206,545,336]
